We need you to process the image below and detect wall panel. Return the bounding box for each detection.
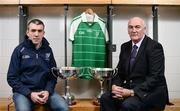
[67,0,111,4]
[0,0,19,5]
[0,6,19,97]
[20,0,111,5]
[156,0,180,5]
[1,0,180,5]
[20,0,67,5]
[112,0,154,5]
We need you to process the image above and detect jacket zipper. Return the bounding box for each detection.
[36,53,38,59]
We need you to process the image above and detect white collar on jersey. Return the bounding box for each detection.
[81,12,99,22]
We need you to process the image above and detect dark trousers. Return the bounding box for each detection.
[100,92,150,111]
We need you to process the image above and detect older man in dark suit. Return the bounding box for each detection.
[100,17,169,111]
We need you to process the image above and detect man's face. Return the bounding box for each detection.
[128,17,146,43]
[26,23,44,46]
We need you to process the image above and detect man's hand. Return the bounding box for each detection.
[39,91,49,103]
[111,85,132,99]
[120,88,132,98]
[30,91,49,104]
[30,92,46,104]
[112,85,123,99]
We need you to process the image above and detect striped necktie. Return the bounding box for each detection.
[129,45,138,72]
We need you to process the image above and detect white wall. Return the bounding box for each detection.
[0,5,180,99]
[112,6,153,68]
[158,6,180,98]
[0,6,19,97]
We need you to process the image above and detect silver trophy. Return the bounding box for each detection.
[51,67,80,105]
[91,68,117,105]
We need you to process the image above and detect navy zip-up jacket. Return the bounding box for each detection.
[7,36,57,96]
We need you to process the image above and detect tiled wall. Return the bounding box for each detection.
[0,6,19,98]
[159,6,180,98]
[0,5,180,99]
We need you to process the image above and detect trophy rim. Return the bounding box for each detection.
[91,68,114,71]
[60,67,81,71]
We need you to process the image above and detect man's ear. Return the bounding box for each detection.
[143,27,146,33]
[26,30,29,36]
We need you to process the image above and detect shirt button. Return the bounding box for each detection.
[143,94,147,97]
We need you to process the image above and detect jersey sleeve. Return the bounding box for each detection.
[69,17,82,41]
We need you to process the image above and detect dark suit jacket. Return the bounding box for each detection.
[112,35,169,109]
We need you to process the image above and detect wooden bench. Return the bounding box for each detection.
[164,99,180,111]
[1,98,180,111]
[69,99,99,111]
[8,102,50,111]
[69,99,180,111]
[6,99,99,111]
[0,98,49,111]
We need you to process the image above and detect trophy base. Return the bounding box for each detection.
[92,99,100,106]
[63,95,77,106]
[69,100,77,106]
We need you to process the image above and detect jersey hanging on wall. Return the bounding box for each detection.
[69,12,109,80]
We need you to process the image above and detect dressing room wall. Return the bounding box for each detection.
[0,5,180,99]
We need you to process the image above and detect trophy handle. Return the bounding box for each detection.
[78,67,93,78]
[88,67,95,78]
[76,67,83,78]
[112,68,118,79]
[88,67,93,75]
[51,67,59,78]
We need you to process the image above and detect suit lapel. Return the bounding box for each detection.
[125,41,132,73]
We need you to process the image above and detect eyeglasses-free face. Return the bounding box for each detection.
[128,17,146,44]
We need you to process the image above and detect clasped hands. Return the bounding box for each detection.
[112,85,132,99]
[30,91,49,104]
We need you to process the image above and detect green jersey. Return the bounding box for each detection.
[69,12,108,79]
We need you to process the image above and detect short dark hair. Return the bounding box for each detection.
[27,19,45,30]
